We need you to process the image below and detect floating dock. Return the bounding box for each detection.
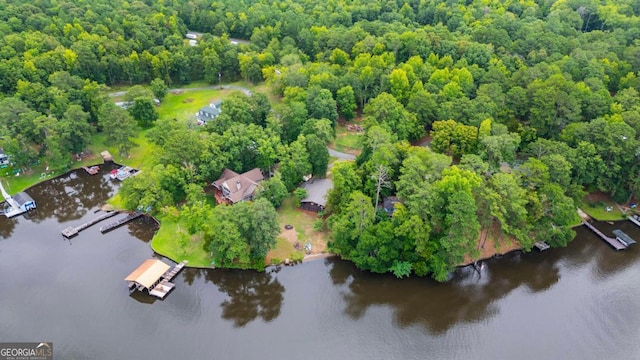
[149,260,189,299]
[61,211,119,238]
[100,212,143,233]
[82,166,100,175]
[582,220,635,250]
[534,241,550,251]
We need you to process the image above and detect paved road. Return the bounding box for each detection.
[328,147,356,160]
[109,85,252,97]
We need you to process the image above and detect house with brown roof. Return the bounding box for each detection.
[212,168,264,204]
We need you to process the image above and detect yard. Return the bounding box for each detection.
[579,192,626,221]
[329,123,363,155]
[266,196,329,264]
[150,215,212,268]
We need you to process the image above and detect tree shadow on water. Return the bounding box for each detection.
[205,269,285,327]
[325,248,573,335]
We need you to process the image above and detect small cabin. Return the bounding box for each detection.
[300,178,333,212]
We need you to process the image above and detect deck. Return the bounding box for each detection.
[148,280,175,299]
[62,211,119,238]
[162,260,188,281]
[582,221,627,250]
[100,212,143,233]
[82,166,100,175]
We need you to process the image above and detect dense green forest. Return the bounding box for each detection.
[1,0,640,279]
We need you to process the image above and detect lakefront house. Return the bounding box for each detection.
[212,168,264,204]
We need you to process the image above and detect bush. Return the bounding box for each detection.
[293,188,307,207]
[313,219,324,231]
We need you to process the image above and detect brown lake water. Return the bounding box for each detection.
[2,169,640,359]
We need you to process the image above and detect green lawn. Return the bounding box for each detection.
[266,237,305,265]
[332,123,363,154]
[150,215,212,268]
[159,88,232,122]
[578,200,626,221]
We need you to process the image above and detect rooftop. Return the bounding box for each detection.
[124,259,171,289]
[301,178,333,207]
[212,168,264,204]
[13,192,34,206]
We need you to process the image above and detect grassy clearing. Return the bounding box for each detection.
[578,200,625,221]
[160,88,232,122]
[150,215,212,268]
[266,196,329,264]
[332,123,363,154]
[266,237,305,265]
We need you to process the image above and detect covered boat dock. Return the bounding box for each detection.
[125,259,173,299]
[125,259,188,299]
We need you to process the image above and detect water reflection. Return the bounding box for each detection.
[26,165,118,223]
[127,216,159,243]
[326,248,568,335]
[205,269,285,327]
[577,222,640,279]
[0,216,17,239]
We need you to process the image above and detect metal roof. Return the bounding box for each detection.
[301,179,333,207]
[124,259,171,289]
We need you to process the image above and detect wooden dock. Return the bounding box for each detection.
[612,229,637,247]
[82,166,100,175]
[99,212,144,233]
[145,261,187,299]
[582,220,627,250]
[162,260,188,281]
[62,211,119,238]
[628,214,640,228]
[534,241,550,251]
[149,280,175,299]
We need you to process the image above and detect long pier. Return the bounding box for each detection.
[100,212,144,233]
[582,220,627,250]
[62,211,119,238]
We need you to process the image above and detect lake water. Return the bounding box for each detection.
[2,169,640,359]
